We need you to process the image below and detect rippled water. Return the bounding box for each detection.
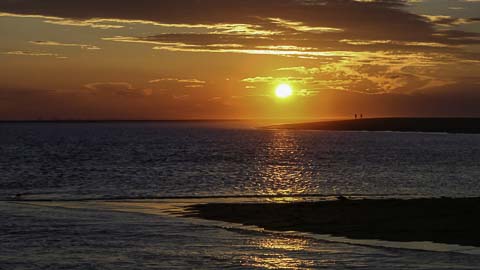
[1,122,480,200]
[2,122,480,269]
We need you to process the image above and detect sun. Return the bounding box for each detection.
[275,84,293,99]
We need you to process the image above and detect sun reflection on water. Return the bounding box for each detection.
[244,255,317,270]
[241,236,337,269]
[254,130,314,196]
[255,237,310,251]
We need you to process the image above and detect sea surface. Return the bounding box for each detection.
[1,121,480,200]
[1,121,480,269]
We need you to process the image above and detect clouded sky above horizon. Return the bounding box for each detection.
[1,0,479,120]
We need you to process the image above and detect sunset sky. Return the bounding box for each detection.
[1,0,479,120]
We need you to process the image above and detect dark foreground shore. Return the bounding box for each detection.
[267,118,480,134]
[188,197,480,247]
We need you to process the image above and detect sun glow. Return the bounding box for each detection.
[275,84,293,98]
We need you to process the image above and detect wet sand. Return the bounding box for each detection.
[188,197,480,247]
[267,118,480,134]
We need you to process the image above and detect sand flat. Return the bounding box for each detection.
[188,197,480,247]
[267,118,480,133]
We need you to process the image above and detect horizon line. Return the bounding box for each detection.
[2,117,480,123]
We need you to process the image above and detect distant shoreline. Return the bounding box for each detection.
[0,119,246,123]
[3,118,480,134]
[187,197,480,247]
[267,118,480,134]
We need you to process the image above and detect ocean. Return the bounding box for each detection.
[1,122,480,269]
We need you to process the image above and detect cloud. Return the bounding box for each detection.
[84,82,152,97]
[242,76,315,84]
[2,0,479,58]
[148,78,206,89]
[0,1,476,43]
[149,78,206,84]
[339,39,457,48]
[0,12,124,29]
[0,1,404,25]
[276,66,321,74]
[102,35,353,59]
[2,50,67,58]
[422,15,479,27]
[268,17,344,33]
[241,48,474,94]
[30,41,100,50]
[43,18,124,29]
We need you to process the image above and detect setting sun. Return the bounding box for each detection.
[275,84,293,99]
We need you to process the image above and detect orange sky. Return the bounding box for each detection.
[0,0,479,120]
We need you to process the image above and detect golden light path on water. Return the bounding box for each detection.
[254,130,313,198]
[243,237,339,269]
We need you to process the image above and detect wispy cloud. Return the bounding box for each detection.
[30,41,100,50]
[422,15,478,27]
[149,78,206,84]
[148,78,207,90]
[2,50,67,58]
[276,67,321,74]
[0,12,123,29]
[84,82,153,97]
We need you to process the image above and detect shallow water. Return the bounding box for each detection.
[2,201,480,270]
[2,122,480,269]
